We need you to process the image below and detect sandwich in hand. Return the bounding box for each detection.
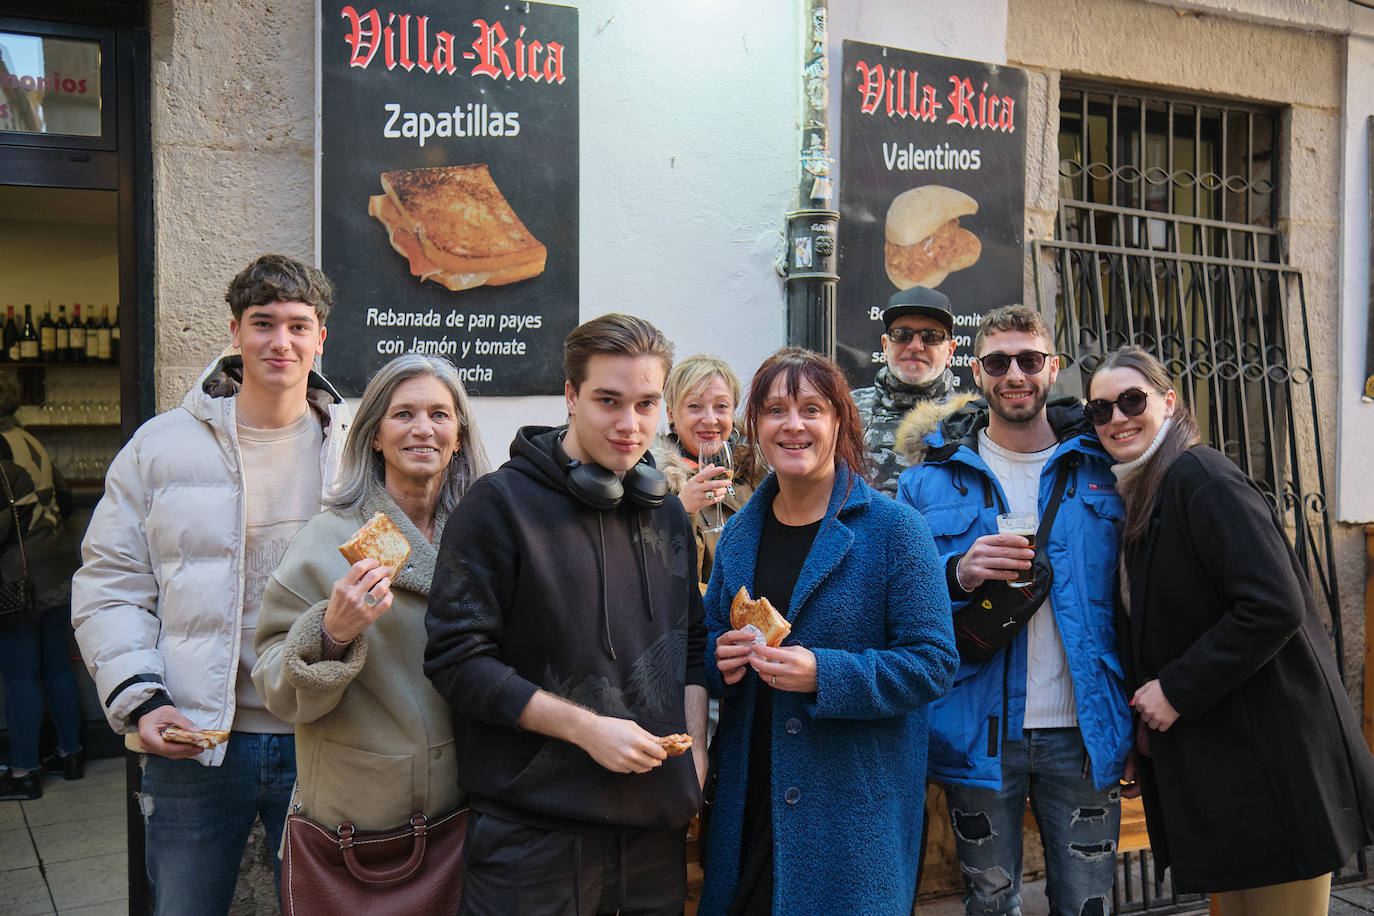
[884,184,981,290]
[655,734,693,756]
[339,512,411,572]
[161,726,231,749]
[369,163,547,291]
[730,586,792,648]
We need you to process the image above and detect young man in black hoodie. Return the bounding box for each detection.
[425,313,708,916]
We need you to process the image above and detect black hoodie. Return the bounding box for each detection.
[424,425,706,831]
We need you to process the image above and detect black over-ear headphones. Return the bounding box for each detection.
[555,434,669,511]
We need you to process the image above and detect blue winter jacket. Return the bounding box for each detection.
[700,464,959,916]
[896,398,1131,791]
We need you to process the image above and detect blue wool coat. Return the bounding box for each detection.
[700,464,959,916]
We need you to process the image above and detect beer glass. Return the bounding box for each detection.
[996,512,1037,587]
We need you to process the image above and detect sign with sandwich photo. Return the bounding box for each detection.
[318,1,578,397]
[837,42,1027,390]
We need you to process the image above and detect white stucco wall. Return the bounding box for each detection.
[472,1,801,466]
[1338,34,1374,523]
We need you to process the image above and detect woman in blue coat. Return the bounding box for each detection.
[701,347,959,916]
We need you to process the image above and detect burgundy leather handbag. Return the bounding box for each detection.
[282,807,467,916]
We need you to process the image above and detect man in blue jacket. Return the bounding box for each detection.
[897,305,1130,916]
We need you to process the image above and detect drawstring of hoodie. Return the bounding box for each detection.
[597,514,615,661]
[637,511,655,622]
[596,511,657,661]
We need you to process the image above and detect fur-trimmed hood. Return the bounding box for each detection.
[894,392,980,466]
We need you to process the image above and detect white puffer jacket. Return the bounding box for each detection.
[71,353,350,765]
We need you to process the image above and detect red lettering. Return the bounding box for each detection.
[998,98,1015,132]
[920,84,941,120]
[515,25,526,81]
[397,14,415,70]
[340,6,381,69]
[432,30,457,75]
[855,61,885,115]
[416,15,432,72]
[469,18,514,80]
[383,14,397,69]
[946,76,978,128]
[543,41,566,84]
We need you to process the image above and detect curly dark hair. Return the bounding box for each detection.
[225,254,335,323]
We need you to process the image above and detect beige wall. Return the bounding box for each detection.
[1007,0,1364,682]
[148,0,317,411]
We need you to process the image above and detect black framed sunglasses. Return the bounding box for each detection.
[974,350,1049,377]
[886,327,950,346]
[1084,387,1150,426]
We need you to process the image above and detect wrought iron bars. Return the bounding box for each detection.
[1032,203,1340,669]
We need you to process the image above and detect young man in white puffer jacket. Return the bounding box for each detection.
[72,254,350,916]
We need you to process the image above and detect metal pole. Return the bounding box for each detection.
[784,0,839,357]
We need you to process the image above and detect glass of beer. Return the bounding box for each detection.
[996,512,1037,587]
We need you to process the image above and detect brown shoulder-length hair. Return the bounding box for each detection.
[1088,346,1200,551]
[744,347,871,481]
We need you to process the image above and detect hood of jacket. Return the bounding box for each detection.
[183,350,345,429]
[894,392,981,466]
[913,394,1097,466]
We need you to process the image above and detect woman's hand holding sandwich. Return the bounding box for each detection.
[322,557,394,643]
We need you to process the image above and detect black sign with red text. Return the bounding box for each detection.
[319,1,577,397]
[838,42,1026,390]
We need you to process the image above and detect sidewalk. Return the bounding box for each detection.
[6,755,1374,916]
[0,755,127,915]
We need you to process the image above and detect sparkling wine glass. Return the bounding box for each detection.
[698,439,734,533]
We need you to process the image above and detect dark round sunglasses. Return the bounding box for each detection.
[1084,387,1150,426]
[974,350,1049,377]
[886,327,950,346]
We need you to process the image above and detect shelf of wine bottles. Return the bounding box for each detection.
[5,301,121,365]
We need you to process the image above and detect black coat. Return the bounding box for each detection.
[1120,446,1374,893]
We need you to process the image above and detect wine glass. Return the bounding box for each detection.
[697,439,734,533]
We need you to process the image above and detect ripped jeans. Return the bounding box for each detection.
[942,727,1120,916]
[139,732,295,916]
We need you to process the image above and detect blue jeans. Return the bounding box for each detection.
[0,605,83,770]
[942,728,1120,916]
[140,732,295,916]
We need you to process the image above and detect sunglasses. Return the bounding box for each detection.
[886,327,950,346]
[1084,388,1150,426]
[974,350,1050,377]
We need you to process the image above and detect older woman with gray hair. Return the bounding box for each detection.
[252,355,488,888]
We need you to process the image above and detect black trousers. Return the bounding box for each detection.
[459,810,687,916]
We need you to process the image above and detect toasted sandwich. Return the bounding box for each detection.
[730,586,792,647]
[369,164,546,290]
[338,512,412,572]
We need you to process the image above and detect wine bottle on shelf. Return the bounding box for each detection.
[3,307,18,363]
[38,303,56,363]
[69,303,87,364]
[19,305,39,362]
[55,305,71,363]
[97,305,113,363]
[84,305,100,362]
[110,304,120,366]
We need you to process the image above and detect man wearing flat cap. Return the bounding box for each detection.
[851,286,960,495]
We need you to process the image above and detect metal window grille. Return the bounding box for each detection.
[1036,84,1359,912]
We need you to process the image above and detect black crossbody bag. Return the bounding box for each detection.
[951,460,1072,662]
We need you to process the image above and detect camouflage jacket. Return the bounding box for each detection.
[851,366,957,496]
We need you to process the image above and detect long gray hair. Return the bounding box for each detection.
[328,355,489,515]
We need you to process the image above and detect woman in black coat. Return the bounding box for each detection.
[1087,346,1374,914]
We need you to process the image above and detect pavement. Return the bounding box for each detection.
[0,756,127,915]
[5,756,1374,916]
